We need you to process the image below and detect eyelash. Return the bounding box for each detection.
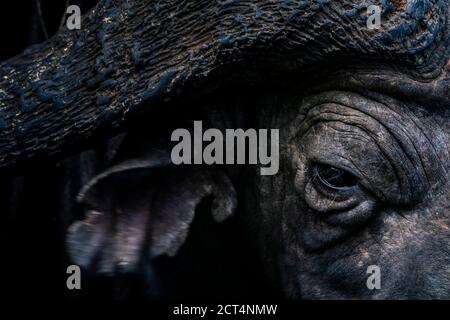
[312,163,358,191]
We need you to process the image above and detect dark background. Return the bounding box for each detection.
[0,0,104,301]
[0,0,275,301]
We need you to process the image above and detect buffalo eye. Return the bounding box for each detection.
[313,163,358,190]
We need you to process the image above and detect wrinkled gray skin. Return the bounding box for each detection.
[67,79,450,299]
[246,87,450,299]
[1,0,450,299]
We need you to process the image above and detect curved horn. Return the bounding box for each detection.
[0,0,448,169]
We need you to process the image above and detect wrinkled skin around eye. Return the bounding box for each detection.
[243,90,450,299]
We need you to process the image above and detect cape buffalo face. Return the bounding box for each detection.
[250,84,450,299]
[2,0,450,300]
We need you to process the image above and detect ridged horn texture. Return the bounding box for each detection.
[0,0,449,169]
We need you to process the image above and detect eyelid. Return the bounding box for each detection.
[303,176,363,213]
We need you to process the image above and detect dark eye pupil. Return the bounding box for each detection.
[315,164,357,189]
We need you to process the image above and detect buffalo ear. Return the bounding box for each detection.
[66,154,237,274]
[148,166,237,258]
